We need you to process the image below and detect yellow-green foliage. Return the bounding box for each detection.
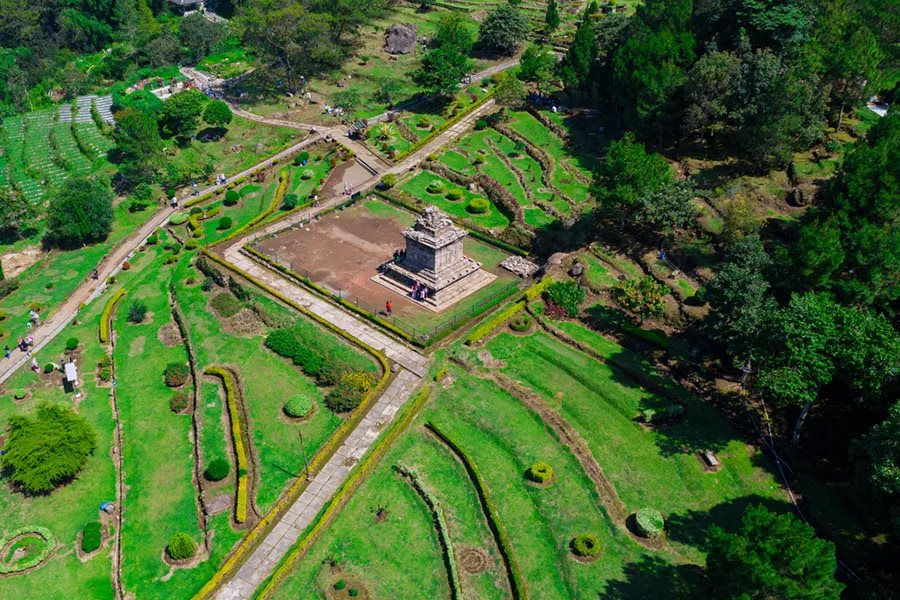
[211,169,290,248]
[465,301,525,346]
[524,276,553,301]
[258,387,431,600]
[99,289,126,343]
[205,367,248,524]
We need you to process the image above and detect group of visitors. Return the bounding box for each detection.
[411,281,430,302]
[392,249,407,263]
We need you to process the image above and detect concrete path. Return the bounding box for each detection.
[0,134,322,386]
[214,368,422,600]
[223,246,429,377]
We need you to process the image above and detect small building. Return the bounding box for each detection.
[64,361,78,385]
[169,0,202,15]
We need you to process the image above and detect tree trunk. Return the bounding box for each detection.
[836,103,846,135]
[791,398,814,446]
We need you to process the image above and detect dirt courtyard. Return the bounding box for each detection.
[253,199,518,332]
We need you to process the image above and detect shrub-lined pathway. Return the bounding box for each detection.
[214,368,422,600]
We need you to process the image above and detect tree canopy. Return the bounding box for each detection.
[45,176,114,248]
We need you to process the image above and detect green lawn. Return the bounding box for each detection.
[398,171,510,230]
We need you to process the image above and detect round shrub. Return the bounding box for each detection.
[169,212,189,225]
[301,169,314,180]
[170,390,190,413]
[446,189,463,201]
[634,508,665,538]
[217,216,233,230]
[475,119,488,130]
[81,522,102,553]
[190,207,203,215]
[426,180,445,194]
[65,337,79,351]
[282,193,298,210]
[526,461,553,484]
[283,395,314,418]
[43,363,55,374]
[13,389,26,400]
[164,362,190,387]
[570,533,602,558]
[204,457,229,482]
[509,314,532,332]
[380,173,397,188]
[127,300,147,324]
[166,532,196,561]
[224,190,239,206]
[466,197,490,214]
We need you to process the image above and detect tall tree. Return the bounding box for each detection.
[558,8,597,95]
[544,0,560,33]
[113,107,164,183]
[412,45,470,97]
[706,504,843,599]
[433,11,477,54]
[477,5,529,57]
[518,44,556,91]
[852,402,900,538]
[0,186,36,238]
[45,177,114,248]
[159,89,206,140]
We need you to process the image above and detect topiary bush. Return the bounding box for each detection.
[301,169,314,180]
[509,314,532,332]
[224,190,240,206]
[570,533,602,558]
[283,395,314,418]
[380,173,397,188]
[446,189,463,201]
[217,216,233,230]
[634,508,665,538]
[475,119,488,130]
[65,337,79,351]
[169,211,189,225]
[467,197,490,214]
[164,362,190,387]
[127,300,147,324]
[204,457,229,481]
[282,193,298,210]
[43,363,55,374]
[526,461,553,484]
[426,180,445,194]
[166,532,196,561]
[170,390,190,413]
[81,522,102,553]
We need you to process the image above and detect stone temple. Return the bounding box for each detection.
[374,206,495,311]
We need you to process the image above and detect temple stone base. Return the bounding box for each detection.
[371,269,496,313]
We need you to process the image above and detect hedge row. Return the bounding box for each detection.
[396,463,462,600]
[524,276,553,301]
[465,301,525,346]
[192,250,393,600]
[424,422,527,600]
[0,526,55,573]
[257,387,431,600]
[205,367,249,524]
[99,289,126,343]
[392,91,495,162]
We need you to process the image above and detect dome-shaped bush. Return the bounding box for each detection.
[570,533,601,558]
[169,211,189,225]
[166,532,196,561]
[224,190,240,206]
[634,508,665,538]
[301,169,314,180]
[446,189,463,201]
[204,457,230,481]
[467,197,490,214]
[426,180,445,194]
[81,522,102,553]
[283,395,314,418]
[526,461,553,484]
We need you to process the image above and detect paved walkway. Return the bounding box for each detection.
[215,368,422,600]
[223,246,429,377]
[0,134,322,386]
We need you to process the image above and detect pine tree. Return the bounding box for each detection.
[545,0,560,33]
[558,9,597,93]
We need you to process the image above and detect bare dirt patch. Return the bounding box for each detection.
[1,247,45,279]
[205,494,232,516]
[477,349,506,369]
[157,322,182,347]
[224,308,266,337]
[458,546,489,574]
[326,574,370,600]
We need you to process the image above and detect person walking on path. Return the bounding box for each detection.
[385,300,393,316]
[4,346,10,359]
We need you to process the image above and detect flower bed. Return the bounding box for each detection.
[0,526,55,574]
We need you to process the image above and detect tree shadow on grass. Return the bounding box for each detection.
[598,554,705,599]
[665,494,793,554]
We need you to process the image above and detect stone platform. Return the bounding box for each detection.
[371,268,496,313]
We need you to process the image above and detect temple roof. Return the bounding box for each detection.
[403,206,467,248]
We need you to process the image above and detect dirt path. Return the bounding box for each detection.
[0,135,322,387]
[104,294,126,600]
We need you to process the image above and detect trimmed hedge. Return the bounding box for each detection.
[526,461,553,484]
[509,314,532,332]
[465,301,525,346]
[397,464,462,599]
[523,277,553,301]
[570,533,602,558]
[99,289,126,343]
[257,387,431,600]
[283,395,313,418]
[0,526,54,573]
[164,362,190,387]
[466,197,490,214]
[425,422,527,600]
[204,457,230,482]
[166,532,197,561]
[81,522,102,553]
[205,367,249,523]
[634,508,665,538]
